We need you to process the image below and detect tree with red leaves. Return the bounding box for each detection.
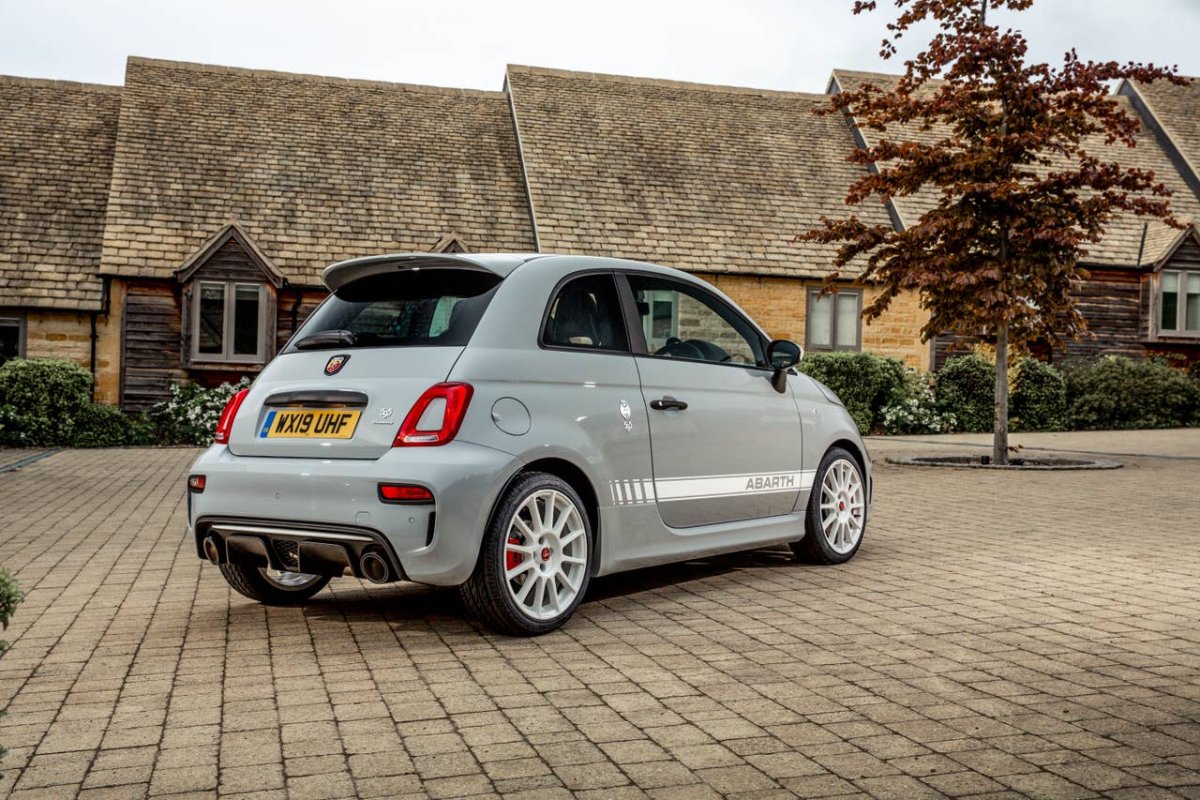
[803,0,1184,464]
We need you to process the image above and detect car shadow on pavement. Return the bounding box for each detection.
[283,544,798,630]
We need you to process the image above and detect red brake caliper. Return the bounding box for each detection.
[506,537,523,572]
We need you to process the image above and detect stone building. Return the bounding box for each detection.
[1,58,1197,408]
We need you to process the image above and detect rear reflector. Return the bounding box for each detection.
[188,475,206,492]
[378,483,434,504]
[394,383,473,447]
[214,388,250,445]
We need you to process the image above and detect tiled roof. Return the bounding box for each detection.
[0,76,120,310]
[830,69,1200,267]
[507,65,893,279]
[100,58,536,285]
[1125,76,1200,190]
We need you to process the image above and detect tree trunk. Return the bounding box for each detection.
[993,323,1009,466]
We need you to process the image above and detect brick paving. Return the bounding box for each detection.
[0,432,1197,799]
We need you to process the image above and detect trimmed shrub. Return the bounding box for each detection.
[879,368,957,434]
[935,354,995,433]
[151,378,251,446]
[1063,356,1200,430]
[1010,358,1067,432]
[71,403,138,448]
[798,352,907,434]
[0,359,93,446]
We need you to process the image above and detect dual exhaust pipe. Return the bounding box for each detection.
[204,535,393,584]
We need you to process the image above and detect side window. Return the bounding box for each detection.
[0,315,24,366]
[806,289,862,351]
[543,273,629,352]
[193,280,268,362]
[627,275,764,367]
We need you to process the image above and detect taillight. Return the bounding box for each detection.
[394,383,473,447]
[378,483,434,504]
[214,388,249,445]
[187,475,206,492]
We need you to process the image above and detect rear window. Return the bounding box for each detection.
[288,269,501,351]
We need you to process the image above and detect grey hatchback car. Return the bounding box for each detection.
[187,253,871,634]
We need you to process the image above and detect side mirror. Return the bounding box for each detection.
[766,339,803,393]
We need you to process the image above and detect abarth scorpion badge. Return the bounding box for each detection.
[324,354,350,375]
[619,399,633,432]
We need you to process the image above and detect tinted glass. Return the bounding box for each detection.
[543,274,629,351]
[1161,272,1179,331]
[292,269,501,350]
[198,283,225,354]
[628,275,762,366]
[0,318,19,365]
[233,284,260,355]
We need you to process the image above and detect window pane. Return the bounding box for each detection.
[233,285,260,355]
[544,274,629,351]
[198,284,225,354]
[628,276,762,365]
[835,293,859,348]
[0,317,20,365]
[1160,272,1179,331]
[1186,273,1200,332]
[808,294,832,348]
[297,269,500,349]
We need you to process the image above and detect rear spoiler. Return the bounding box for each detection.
[322,253,533,291]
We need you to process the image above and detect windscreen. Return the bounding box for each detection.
[289,268,501,351]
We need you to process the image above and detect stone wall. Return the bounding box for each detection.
[698,274,931,369]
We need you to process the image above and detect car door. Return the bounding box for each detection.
[620,273,805,528]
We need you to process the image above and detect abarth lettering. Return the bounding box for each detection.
[745,474,796,491]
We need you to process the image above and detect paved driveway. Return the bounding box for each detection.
[0,431,1197,799]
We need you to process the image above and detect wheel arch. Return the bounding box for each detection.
[487,456,603,576]
[829,438,867,477]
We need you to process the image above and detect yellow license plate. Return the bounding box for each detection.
[259,408,361,439]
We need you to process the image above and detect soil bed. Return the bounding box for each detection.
[887,454,1122,470]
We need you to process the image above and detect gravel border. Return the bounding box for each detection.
[887,454,1123,470]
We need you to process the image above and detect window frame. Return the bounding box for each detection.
[618,271,770,371]
[1157,269,1200,338]
[0,314,26,364]
[805,288,863,352]
[191,280,268,364]
[538,270,634,356]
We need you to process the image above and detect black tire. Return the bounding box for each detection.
[791,447,867,565]
[460,471,593,636]
[218,563,331,604]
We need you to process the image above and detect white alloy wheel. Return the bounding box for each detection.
[819,458,866,555]
[502,489,588,621]
[259,567,324,590]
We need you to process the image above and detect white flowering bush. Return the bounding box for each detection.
[880,369,957,435]
[151,378,251,445]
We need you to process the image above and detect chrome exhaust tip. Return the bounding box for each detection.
[359,550,390,584]
[202,536,221,565]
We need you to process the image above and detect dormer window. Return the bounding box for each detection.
[1160,271,1200,335]
[194,281,267,362]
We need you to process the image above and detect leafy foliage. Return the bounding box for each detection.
[798,351,908,433]
[71,403,155,448]
[151,378,251,446]
[1063,356,1200,430]
[879,368,957,434]
[0,569,22,765]
[1011,357,1067,431]
[0,359,92,446]
[935,355,995,433]
[801,0,1184,462]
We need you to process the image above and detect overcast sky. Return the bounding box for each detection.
[2,0,1198,93]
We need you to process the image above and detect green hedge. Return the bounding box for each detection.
[935,355,995,433]
[0,358,150,447]
[1011,358,1067,432]
[798,352,907,433]
[1063,356,1200,430]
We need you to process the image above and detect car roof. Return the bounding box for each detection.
[322,252,695,291]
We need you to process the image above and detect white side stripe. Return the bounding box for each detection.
[608,471,816,506]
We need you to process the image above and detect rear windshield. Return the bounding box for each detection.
[288,269,501,351]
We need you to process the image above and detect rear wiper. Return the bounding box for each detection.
[294,329,357,350]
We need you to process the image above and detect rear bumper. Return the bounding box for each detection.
[186,441,518,586]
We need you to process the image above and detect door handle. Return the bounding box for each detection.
[650,396,688,411]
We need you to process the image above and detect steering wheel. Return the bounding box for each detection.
[654,339,705,360]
